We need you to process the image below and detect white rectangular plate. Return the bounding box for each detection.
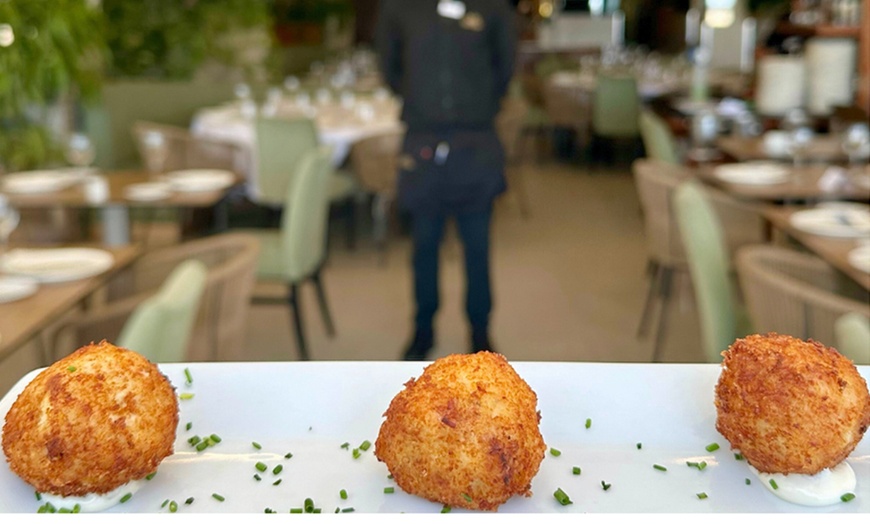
[0,362,867,513]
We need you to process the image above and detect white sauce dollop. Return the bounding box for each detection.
[39,479,145,512]
[749,462,856,506]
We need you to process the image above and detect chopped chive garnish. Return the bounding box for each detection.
[210,434,222,443]
[255,462,268,472]
[698,461,707,470]
[35,492,41,501]
[195,440,209,452]
[387,474,393,480]
[441,505,452,513]
[687,461,707,471]
[572,466,581,475]
[284,452,293,459]
[352,448,361,459]
[697,492,708,500]
[188,435,201,446]
[304,498,315,512]
[252,441,262,450]
[145,472,156,481]
[384,487,395,494]
[636,442,642,450]
[341,507,355,513]
[549,447,561,457]
[585,418,592,429]
[67,366,76,372]
[185,497,194,505]
[120,493,132,503]
[169,500,178,513]
[360,440,372,451]
[273,464,283,475]
[212,493,225,502]
[841,493,856,502]
[553,487,572,506]
[273,479,282,486]
[705,443,720,452]
[653,464,667,472]
[184,368,193,385]
[601,481,612,491]
[745,478,751,485]
[462,493,472,503]
[686,461,698,468]
[340,442,350,449]
[266,508,276,514]
[734,452,744,460]
[254,474,262,481]
[769,479,778,490]
[185,422,192,431]
[72,504,80,514]
[313,509,321,514]
[290,508,303,513]
[340,489,348,500]
[179,393,194,400]
[161,499,169,508]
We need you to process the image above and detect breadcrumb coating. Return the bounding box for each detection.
[2,341,179,497]
[715,333,870,475]
[375,352,546,511]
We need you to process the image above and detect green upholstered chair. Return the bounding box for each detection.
[247,146,335,360]
[118,259,208,363]
[836,312,870,365]
[591,75,641,163]
[673,181,752,363]
[639,109,680,165]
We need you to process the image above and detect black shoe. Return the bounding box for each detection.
[402,330,433,361]
[470,332,495,354]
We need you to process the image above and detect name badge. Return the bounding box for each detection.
[437,0,466,20]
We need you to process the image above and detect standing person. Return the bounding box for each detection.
[375,0,517,360]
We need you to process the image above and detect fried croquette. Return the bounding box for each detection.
[374,351,546,511]
[715,333,870,475]
[2,341,179,497]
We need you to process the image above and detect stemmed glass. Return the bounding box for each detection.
[842,123,870,168]
[141,130,169,177]
[65,133,96,173]
[0,195,20,254]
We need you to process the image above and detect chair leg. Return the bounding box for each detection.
[372,193,390,266]
[636,259,660,338]
[311,270,336,337]
[287,283,309,361]
[651,267,675,363]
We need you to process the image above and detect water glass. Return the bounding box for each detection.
[141,130,169,176]
[842,123,870,167]
[788,126,814,169]
[0,195,20,252]
[65,133,96,171]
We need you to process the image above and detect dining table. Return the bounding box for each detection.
[697,163,870,203]
[0,360,867,513]
[761,205,870,292]
[0,243,140,363]
[1,169,243,246]
[716,134,853,164]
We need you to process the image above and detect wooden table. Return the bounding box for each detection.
[3,170,241,245]
[762,206,870,291]
[697,165,870,202]
[0,244,141,362]
[716,135,850,164]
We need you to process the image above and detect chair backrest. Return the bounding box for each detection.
[132,233,261,361]
[639,109,680,164]
[118,259,207,363]
[542,81,591,129]
[132,121,246,175]
[736,245,870,354]
[496,97,528,162]
[632,159,690,267]
[349,130,404,195]
[835,312,870,365]
[592,75,640,138]
[280,146,334,281]
[254,117,319,207]
[674,181,738,362]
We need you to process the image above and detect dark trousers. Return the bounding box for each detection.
[411,207,493,337]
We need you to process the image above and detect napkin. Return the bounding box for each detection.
[817,167,849,193]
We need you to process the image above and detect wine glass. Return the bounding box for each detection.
[842,123,870,168]
[788,126,814,169]
[141,130,169,176]
[0,195,20,254]
[65,133,96,174]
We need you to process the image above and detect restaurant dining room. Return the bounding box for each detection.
[0,0,868,517]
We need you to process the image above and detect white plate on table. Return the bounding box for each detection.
[165,170,235,193]
[0,362,866,513]
[790,205,870,238]
[848,245,870,273]
[0,276,38,303]
[124,182,172,201]
[713,162,790,185]
[0,248,114,283]
[0,170,82,194]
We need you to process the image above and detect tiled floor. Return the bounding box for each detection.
[0,158,707,398]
